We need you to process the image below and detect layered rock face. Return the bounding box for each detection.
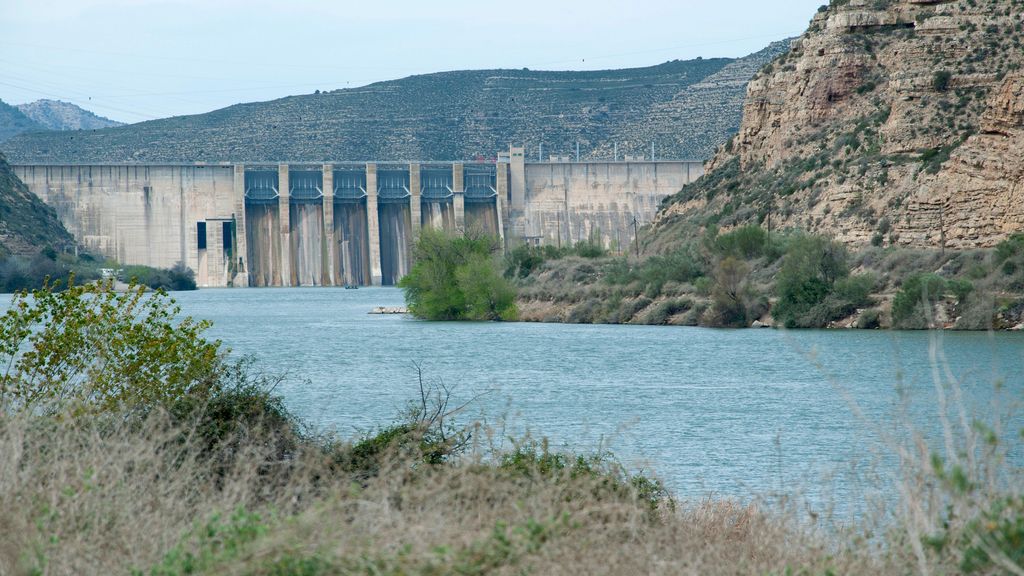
[657,0,1024,249]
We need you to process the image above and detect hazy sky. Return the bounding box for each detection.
[0,0,823,124]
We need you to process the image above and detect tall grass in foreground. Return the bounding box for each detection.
[0,280,1021,574]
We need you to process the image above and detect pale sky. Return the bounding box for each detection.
[0,0,823,124]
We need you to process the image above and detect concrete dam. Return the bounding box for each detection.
[12,148,704,287]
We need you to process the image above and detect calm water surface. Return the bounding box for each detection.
[9,287,1024,508]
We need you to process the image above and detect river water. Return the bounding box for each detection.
[162,288,1024,508]
[7,287,1024,510]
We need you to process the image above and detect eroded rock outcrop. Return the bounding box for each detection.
[656,0,1024,250]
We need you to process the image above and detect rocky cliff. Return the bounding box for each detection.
[16,100,123,131]
[653,0,1024,251]
[1,45,785,164]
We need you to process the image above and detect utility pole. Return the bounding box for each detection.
[539,142,543,162]
[613,142,618,162]
[557,211,562,249]
[575,141,580,163]
[651,141,655,162]
[632,216,640,258]
[939,204,946,257]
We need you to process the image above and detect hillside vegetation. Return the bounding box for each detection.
[1,44,788,164]
[0,99,42,144]
[0,152,73,258]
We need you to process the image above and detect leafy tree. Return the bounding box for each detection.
[457,254,518,321]
[773,234,850,327]
[709,225,773,260]
[400,228,517,321]
[0,278,221,414]
[705,256,752,327]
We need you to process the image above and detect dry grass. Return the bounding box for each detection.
[0,329,1020,575]
[0,411,840,575]
[1,404,1014,576]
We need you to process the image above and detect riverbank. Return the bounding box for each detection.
[509,228,1024,331]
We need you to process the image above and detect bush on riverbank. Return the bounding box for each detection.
[400,228,517,321]
[0,251,196,293]
[0,280,1021,574]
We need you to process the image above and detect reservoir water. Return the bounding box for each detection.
[8,287,1024,509]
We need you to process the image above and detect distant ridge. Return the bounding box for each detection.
[0,100,43,143]
[2,41,789,164]
[16,99,123,131]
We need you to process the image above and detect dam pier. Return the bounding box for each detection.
[12,148,703,287]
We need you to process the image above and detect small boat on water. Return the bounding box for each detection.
[344,284,359,290]
[369,306,407,315]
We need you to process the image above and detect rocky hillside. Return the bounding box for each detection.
[16,100,123,131]
[0,152,74,257]
[1,45,786,164]
[652,0,1024,251]
[0,100,43,143]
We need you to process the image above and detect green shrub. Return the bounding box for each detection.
[933,70,952,91]
[123,262,197,291]
[711,225,772,259]
[401,229,517,321]
[857,309,882,329]
[704,257,752,328]
[641,298,692,325]
[603,248,705,298]
[498,439,671,512]
[833,273,876,308]
[457,255,518,321]
[994,233,1024,263]
[505,244,547,279]
[607,296,652,324]
[773,235,850,328]
[0,279,221,415]
[959,496,1024,573]
[947,278,974,302]
[891,273,947,329]
[572,240,607,259]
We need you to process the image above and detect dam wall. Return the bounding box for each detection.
[515,159,704,250]
[13,152,704,288]
[11,164,241,288]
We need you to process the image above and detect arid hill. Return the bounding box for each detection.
[1,44,787,164]
[16,99,123,131]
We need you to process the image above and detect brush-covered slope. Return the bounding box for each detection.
[17,100,123,131]
[1,45,786,164]
[0,152,74,257]
[0,100,44,144]
[652,0,1024,252]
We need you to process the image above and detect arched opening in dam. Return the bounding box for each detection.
[377,168,412,285]
[465,166,500,237]
[333,168,370,286]
[244,169,282,287]
[420,166,454,231]
[288,170,325,286]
